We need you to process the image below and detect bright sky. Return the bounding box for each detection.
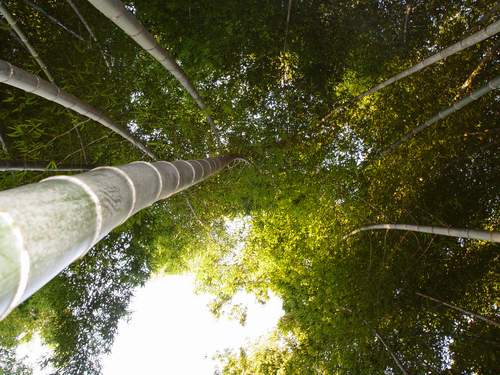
[18,274,283,374]
[102,274,283,374]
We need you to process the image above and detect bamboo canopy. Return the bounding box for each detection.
[86,0,217,134]
[379,76,500,157]
[0,59,155,159]
[0,155,235,320]
[358,20,500,99]
[347,224,500,243]
[0,1,55,83]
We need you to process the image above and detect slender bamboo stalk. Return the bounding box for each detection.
[346,224,500,243]
[0,59,155,159]
[23,0,84,41]
[416,292,500,328]
[283,0,293,51]
[341,307,408,374]
[86,0,218,136]
[0,155,235,320]
[358,20,500,99]
[0,1,54,83]
[379,76,500,157]
[66,0,112,71]
[0,132,7,154]
[0,160,92,172]
[454,40,500,100]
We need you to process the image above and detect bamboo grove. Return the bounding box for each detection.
[0,0,499,374]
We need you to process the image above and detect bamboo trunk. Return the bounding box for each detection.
[379,76,500,157]
[0,59,155,159]
[347,224,500,243]
[0,160,92,172]
[0,1,54,83]
[86,0,217,135]
[0,155,235,320]
[358,20,500,99]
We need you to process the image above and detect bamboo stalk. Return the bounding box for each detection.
[341,307,408,374]
[23,0,85,41]
[0,155,235,320]
[0,160,92,172]
[379,76,500,157]
[358,20,500,99]
[66,0,112,71]
[86,0,218,137]
[416,292,500,328]
[283,0,293,51]
[0,1,54,83]
[0,132,7,154]
[346,224,500,243]
[0,59,155,159]
[454,40,500,100]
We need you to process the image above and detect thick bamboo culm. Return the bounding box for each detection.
[358,20,500,99]
[0,1,55,83]
[347,224,500,243]
[86,0,217,133]
[379,76,500,157]
[0,59,155,159]
[0,155,235,320]
[0,160,92,172]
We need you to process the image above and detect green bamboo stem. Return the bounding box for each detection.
[0,155,235,320]
[23,0,85,41]
[0,160,92,172]
[416,292,500,328]
[379,76,500,157]
[86,0,218,136]
[347,224,500,243]
[358,20,500,99]
[0,59,155,159]
[0,1,55,83]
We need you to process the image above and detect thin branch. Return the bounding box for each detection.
[23,0,84,41]
[61,133,110,162]
[345,224,500,243]
[378,76,500,158]
[0,160,92,172]
[341,307,409,375]
[416,292,500,328]
[358,20,500,99]
[0,1,54,82]
[74,126,88,164]
[66,0,112,71]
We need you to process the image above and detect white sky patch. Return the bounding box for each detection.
[16,333,54,375]
[102,274,283,375]
[127,120,139,134]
